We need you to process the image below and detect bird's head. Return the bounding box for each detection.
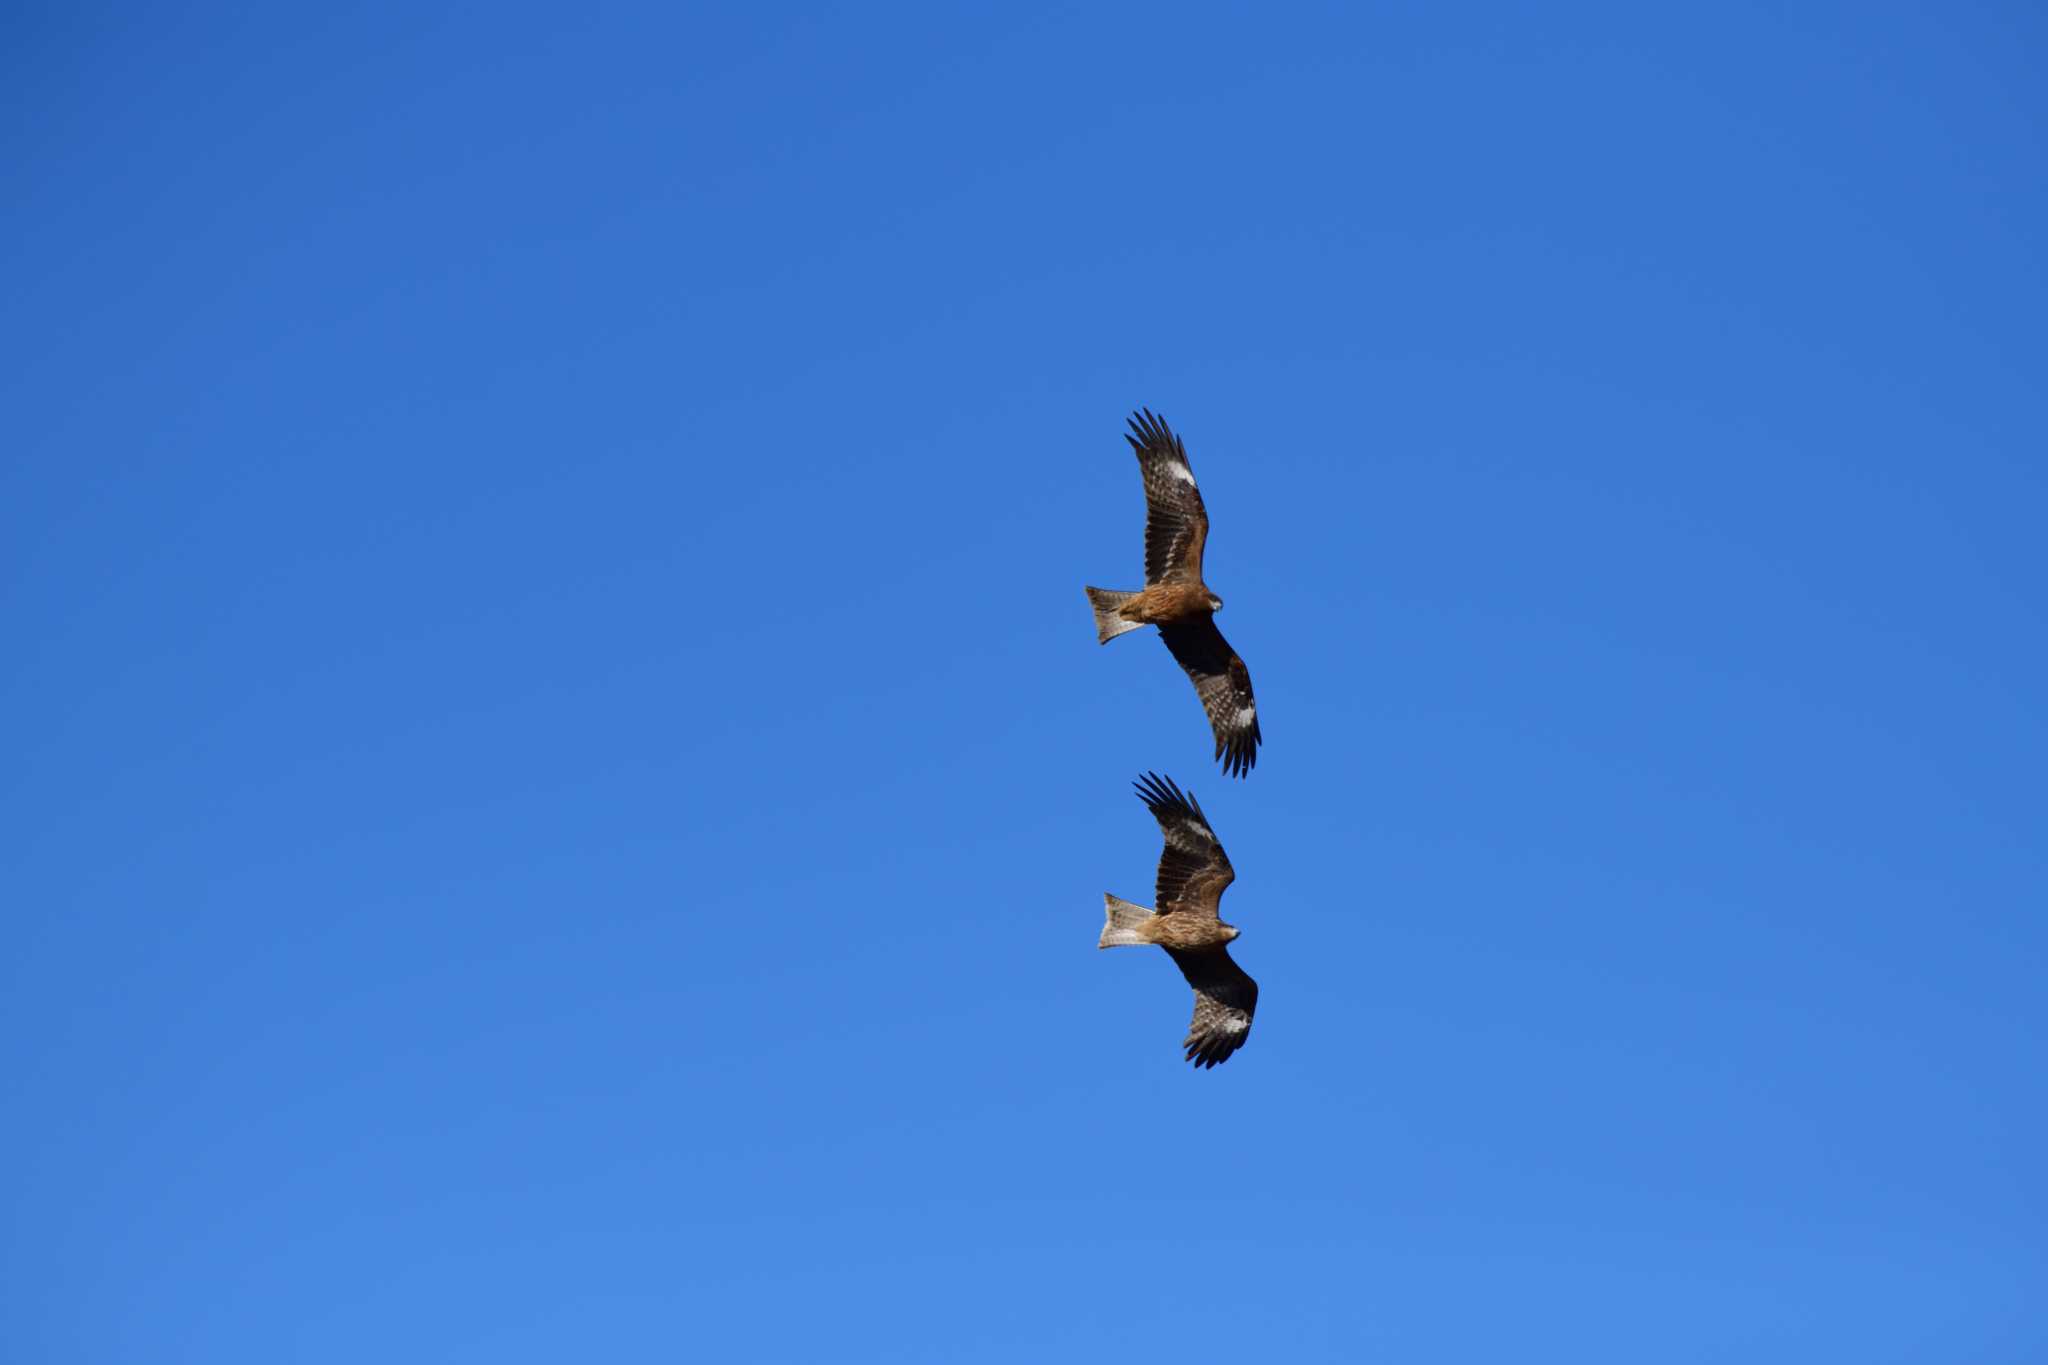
[1206,592,1225,613]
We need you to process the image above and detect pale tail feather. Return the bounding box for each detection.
[1085,587,1145,644]
[1098,894,1156,948]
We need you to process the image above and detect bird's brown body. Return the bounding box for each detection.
[1125,911,1239,951]
[1115,580,1220,628]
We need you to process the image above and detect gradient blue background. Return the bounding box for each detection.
[6,5,2044,1360]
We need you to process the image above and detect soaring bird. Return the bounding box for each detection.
[1084,409,1262,777]
[1098,771,1258,1069]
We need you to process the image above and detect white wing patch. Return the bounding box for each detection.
[1168,462,1197,485]
[1234,706,1256,727]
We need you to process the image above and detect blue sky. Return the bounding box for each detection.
[5,4,2044,1361]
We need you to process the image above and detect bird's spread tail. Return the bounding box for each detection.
[1098,894,1156,948]
[1085,587,1145,644]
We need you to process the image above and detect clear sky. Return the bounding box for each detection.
[5,4,2044,1361]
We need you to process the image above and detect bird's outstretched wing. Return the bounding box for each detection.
[1134,771,1234,919]
[1166,945,1258,1068]
[1128,409,1209,586]
[1157,618,1261,778]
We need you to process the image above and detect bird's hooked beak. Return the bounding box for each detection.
[1208,594,1225,612]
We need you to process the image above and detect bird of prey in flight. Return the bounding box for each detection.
[1098,772,1258,1068]
[1084,410,1262,777]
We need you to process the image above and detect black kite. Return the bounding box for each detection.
[1098,772,1258,1068]
[1084,410,1262,777]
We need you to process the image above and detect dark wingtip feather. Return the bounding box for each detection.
[1216,719,1261,779]
[1125,408,1183,460]
[1133,771,1195,820]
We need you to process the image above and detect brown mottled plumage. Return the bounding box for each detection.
[1097,772,1259,1068]
[1084,409,1262,777]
